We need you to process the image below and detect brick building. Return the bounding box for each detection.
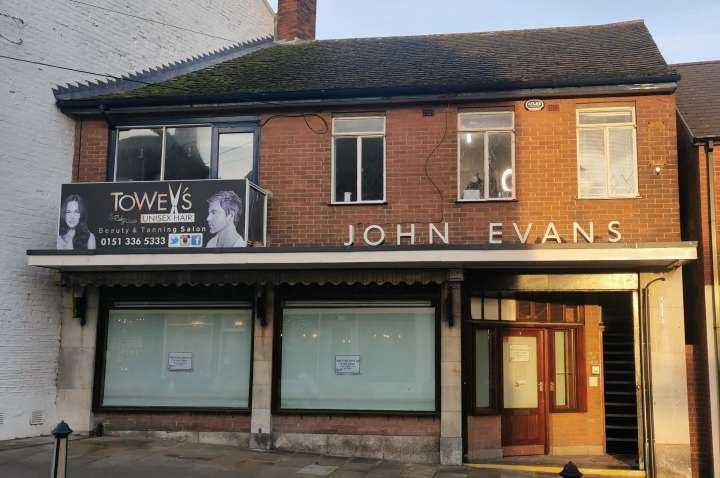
[27,1,701,476]
[675,60,720,478]
[0,0,274,441]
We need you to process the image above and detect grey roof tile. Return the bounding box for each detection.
[59,20,677,107]
[674,61,720,139]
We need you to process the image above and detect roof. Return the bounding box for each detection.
[674,60,720,139]
[57,20,678,109]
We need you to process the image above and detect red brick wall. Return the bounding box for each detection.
[273,415,439,436]
[95,412,251,432]
[275,0,316,41]
[74,119,108,182]
[678,119,715,477]
[259,95,681,247]
[75,95,682,245]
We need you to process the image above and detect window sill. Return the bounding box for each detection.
[329,201,387,206]
[576,195,642,200]
[456,198,517,203]
[94,406,251,414]
[274,408,438,417]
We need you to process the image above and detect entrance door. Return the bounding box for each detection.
[501,328,546,455]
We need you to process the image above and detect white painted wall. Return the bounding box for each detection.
[0,0,274,441]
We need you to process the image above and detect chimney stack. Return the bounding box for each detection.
[275,0,316,42]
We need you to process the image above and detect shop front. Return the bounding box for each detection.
[29,238,696,474]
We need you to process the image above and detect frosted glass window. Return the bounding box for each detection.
[281,305,436,411]
[554,331,567,406]
[475,329,491,408]
[577,108,637,198]
[102,308,252,408]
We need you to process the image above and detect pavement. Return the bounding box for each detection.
[0,435,628,477]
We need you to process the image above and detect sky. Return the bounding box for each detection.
[267,0,720,64]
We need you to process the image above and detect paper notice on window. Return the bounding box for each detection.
[335,355,360,375]
[509,344,530,362]
[168,352,193,371]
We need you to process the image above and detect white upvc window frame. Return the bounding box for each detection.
[457,111,516,202]
[330,116,387,205]
[576,106,639,199]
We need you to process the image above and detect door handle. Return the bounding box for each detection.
[538,381,544,392]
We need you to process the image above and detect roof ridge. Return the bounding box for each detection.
[672,59,720,67]
[53,34,274,101]
[311,19,647,43]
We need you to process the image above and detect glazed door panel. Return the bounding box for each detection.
[501,329,545,455]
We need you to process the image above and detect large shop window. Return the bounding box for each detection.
[114,124,257,182]
[577,107,638,198]
[458,111,515,201]
[101,308,252,409]
[332,117,386,204]
[280,302,436,412]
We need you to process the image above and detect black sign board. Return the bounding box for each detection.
[57,179,266,251]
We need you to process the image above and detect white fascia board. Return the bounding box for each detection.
[27,244,697,272]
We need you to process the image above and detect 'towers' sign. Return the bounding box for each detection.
[57,179,267,251]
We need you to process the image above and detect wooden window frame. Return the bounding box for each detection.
[548,328,587,413]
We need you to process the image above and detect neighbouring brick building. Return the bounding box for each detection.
[0,0,274,441]
[27,1,704,476]
[675,60,720,478]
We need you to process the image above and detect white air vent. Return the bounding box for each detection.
[0,412,5,425]
[29,410,44,426]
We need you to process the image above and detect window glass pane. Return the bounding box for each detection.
[578,110,633,125]
[361,137,384,201]
[218,132,254,180]
[554,331,568,406]
[550,303,564,322]
[484,297,499,320]
[116,128,163,181]
[578,128,607,197]
[281,306,436,411]
[475,330,491,408]
[501,299,517,321]
[334,137,358,202]
[459,112,513,130]
[459,132,485,200]
[518,301,532,321]
[470,297,483,320]
[488,132,513,198]
[608,128,636,196]
[333,117,384,135]
[103,309,252,408]
[163,127,212,180]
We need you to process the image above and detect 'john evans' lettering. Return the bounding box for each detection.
[343,221,622,246]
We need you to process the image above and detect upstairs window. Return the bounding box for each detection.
[458,111,515,201]
[332,117,385,203]
[113,124,257,182]
[577,107,638,198]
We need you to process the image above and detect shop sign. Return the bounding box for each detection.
[335,355,361,375]
[524,99,545,111]
[343,221,622,246]
[56,179,266,252]
[168,352,193,371]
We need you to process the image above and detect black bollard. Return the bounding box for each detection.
[559,461,583,477]
[51,421,73,478]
